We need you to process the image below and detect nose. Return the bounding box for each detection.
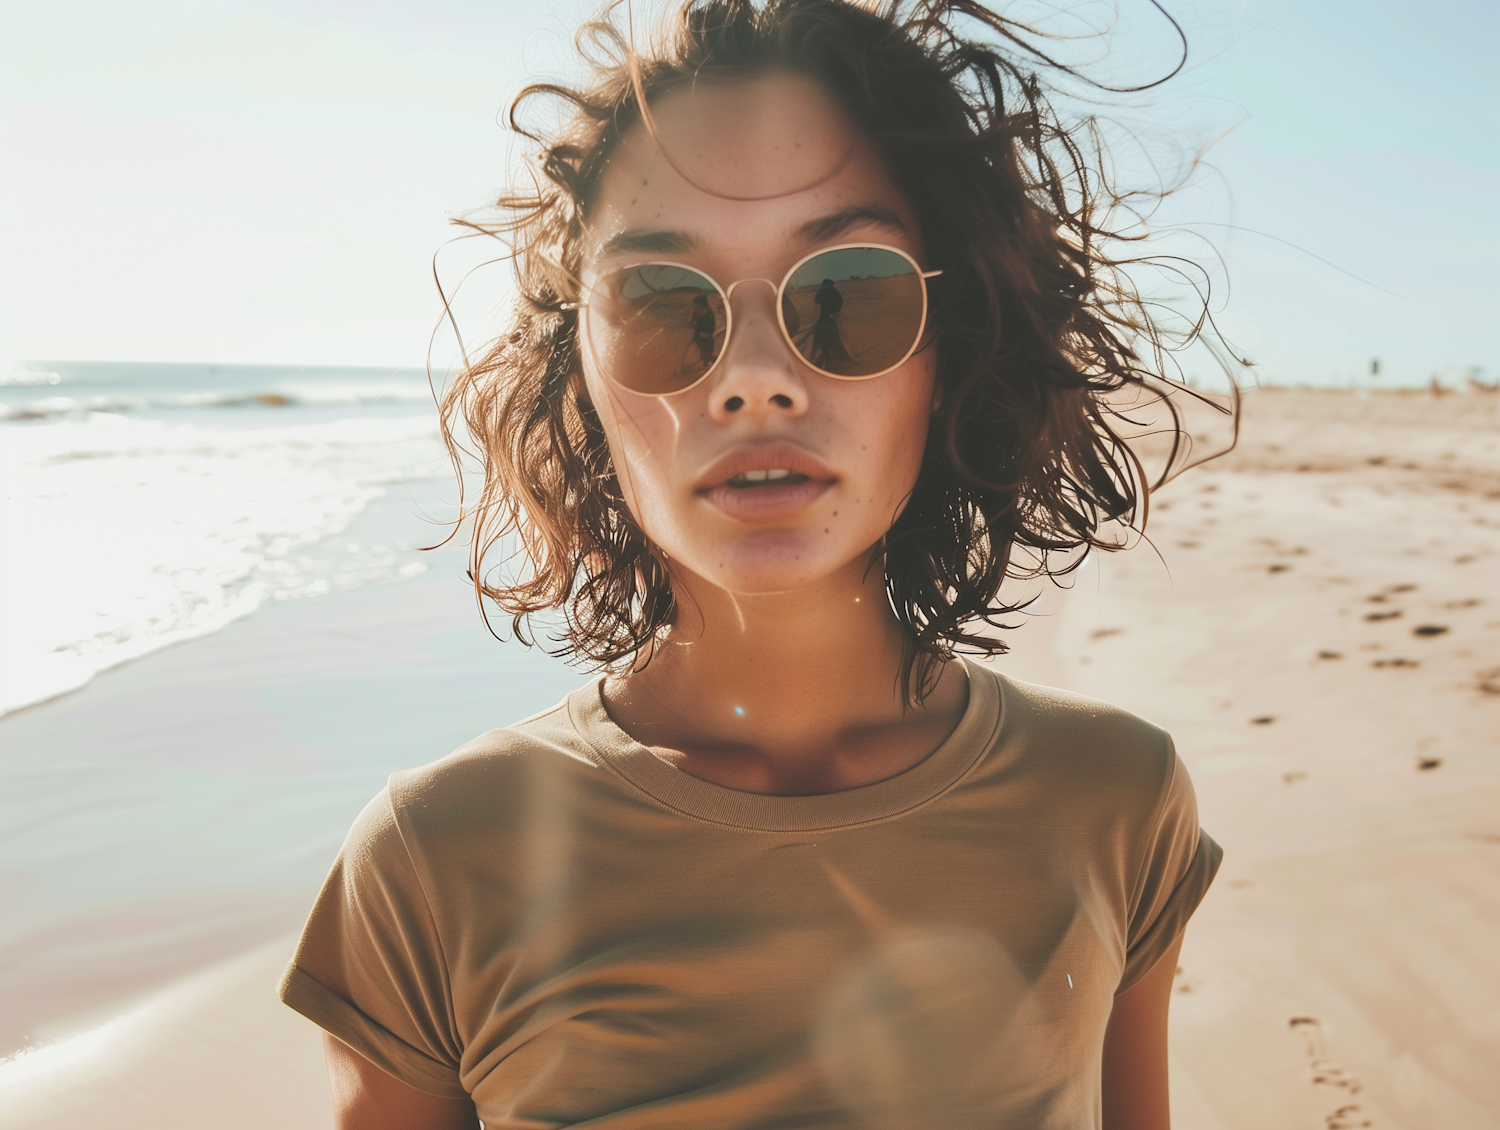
[707,279,810,423]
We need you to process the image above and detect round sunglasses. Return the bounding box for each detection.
[575,243,942,396]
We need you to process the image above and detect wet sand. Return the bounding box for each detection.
[2,389,1496,1127]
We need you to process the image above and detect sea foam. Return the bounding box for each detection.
[1,412,449,716]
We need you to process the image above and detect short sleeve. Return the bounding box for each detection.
[1117,752,1222,993]
[278,789,467,1098]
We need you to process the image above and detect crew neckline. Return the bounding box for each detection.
[567,657,1004,833]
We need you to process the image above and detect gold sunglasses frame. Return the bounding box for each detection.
[574,242,943,396]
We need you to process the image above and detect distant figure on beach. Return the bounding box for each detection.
[809,277,852,369]
[281,1,1225,1126]
[687,293,718,370]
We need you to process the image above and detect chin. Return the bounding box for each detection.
[680,529,858,596]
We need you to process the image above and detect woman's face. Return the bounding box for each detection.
[579,71,938,598]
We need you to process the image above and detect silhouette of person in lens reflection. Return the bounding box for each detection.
[688,295,718,371]
[811,278,852,370]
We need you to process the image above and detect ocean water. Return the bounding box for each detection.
[1,362,450,717]
[0,361,596,1059]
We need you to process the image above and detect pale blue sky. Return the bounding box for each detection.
[1,0,1494,385]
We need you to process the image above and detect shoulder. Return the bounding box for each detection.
[981,666,1182,817]
[378,686,618,852]
[990,669,1173,764]
[974,668,1210,902]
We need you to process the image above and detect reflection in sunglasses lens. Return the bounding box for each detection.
[590,265,727,394]
[782,248,924,377]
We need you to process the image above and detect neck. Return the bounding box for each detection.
[605,550,968,792]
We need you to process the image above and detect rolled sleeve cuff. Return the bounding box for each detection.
[1117,828,1223,994]
[278,963,468,1100]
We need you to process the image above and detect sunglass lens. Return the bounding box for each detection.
[782,248,924,377]
[586,265,727,394]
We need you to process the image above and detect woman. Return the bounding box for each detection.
[687,293,720,371]
[281,0,1222,1126]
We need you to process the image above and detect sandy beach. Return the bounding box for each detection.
[1,388,1496,1128]
[1017,388,1500,1129]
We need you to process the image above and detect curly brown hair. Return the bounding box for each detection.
[437,0,1234,691]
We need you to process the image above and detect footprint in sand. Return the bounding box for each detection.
[1283,771,1307,784]
[1412,624,1448,637]
[1251,716,1276,725]
[1364,610,1402,622]
[1417,757,1442,771]
[1372,658,1419,668]
[1287,1018,1372,1129]
[1317,650,1343,660]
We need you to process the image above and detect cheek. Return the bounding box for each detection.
[855,368,936,510]
[583,372,687,527]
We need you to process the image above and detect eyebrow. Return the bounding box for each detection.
[597,228,697,257]
[796,205,909,244]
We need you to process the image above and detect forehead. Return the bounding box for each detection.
[584,72,918,262]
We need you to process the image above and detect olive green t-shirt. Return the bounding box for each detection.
[280,660,1220,1128]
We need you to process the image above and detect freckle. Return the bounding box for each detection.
[824,528,830,533]
[832,511,838,517]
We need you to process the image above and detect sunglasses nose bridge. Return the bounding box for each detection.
[720,275,795,363]
[722,276,778,301]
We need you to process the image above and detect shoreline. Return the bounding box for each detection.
[0,404,445,720]
[0,493,586,1060]
[0,935,328,1129]
[1,487,438,722]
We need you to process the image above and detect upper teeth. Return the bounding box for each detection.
[739,469,792,482]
